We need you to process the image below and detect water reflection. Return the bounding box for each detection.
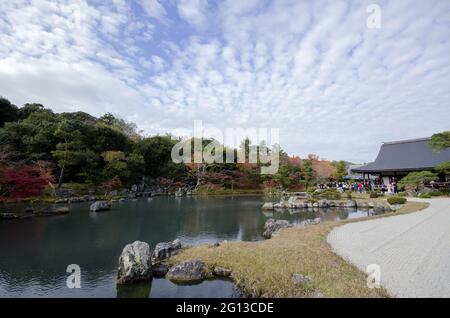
[0,196,376,297]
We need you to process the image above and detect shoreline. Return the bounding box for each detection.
[169,200,430,298]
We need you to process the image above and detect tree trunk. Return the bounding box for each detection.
[57,140,68,189]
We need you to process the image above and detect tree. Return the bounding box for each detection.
[0,163,53,199]
[0,97,19,127]
[435,161,450,175]
[302,159,314,184]
[273,165,291,190]
[429,131,450,151]
[101,177,122,197]
[101,151,144,184]
[398,171,438,192]
[333,160,347,182]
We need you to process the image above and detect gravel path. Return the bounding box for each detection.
[327,198,450,297]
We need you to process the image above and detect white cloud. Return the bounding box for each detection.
[137,0,167,23]
[177,0,208,28]
[0,0,449,162]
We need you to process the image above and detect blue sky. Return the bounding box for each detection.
[0,0,449,162]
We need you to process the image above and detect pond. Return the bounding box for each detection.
[0,196,375,298]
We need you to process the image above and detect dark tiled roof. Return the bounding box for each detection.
[352,137,450,173]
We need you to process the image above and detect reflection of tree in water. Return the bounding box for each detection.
[117,280,151,298]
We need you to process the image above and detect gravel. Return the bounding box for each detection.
[327,198,450,297]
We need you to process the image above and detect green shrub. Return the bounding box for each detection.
[440,188,450,195]
[313,189,341,200]
[387,196,407,205]
[397,191,407,197]
[429,191,441,197]
[418,193,432,199]
[369,191,379,198]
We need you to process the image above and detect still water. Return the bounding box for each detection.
[0,196,372,298]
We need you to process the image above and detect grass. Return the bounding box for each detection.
[170,201,429,298]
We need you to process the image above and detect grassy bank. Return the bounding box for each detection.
[170,201,429,298]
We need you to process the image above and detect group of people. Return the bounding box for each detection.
[317,178,398,194]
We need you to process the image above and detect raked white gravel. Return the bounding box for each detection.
[327,198,450,297]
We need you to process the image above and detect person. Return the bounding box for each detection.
[387,183,392,194]
[357,182,363,193]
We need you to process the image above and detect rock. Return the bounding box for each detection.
[0,213,20,220]
[117,241,152,284]
[313,202,319,208]
[373,205,385,213]
[368,201,375,208]
[208,242,220,248]
[213,267,232,277]
[35,206,70,216]
[358,202,368,208]
[312,291,323,298]
[318,199,329,208]
[345,200,357,208]
[55,198,68,204]
[152,263,170,278]
[262,202,274,210]
[263,218,292,239]
[166,260,211,284]
[90,201,110,212]
[147,197,153,202]
[292,274,312,286]
[25,207,35,213]
[52,207,70,214]
[328,201,336,207]
[301,218,321,226]
[152,239,183,263]
[68,197,85,204]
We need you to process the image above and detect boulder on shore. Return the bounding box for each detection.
[344,200,357,208]
[292,274,312,286]
[373,204,385,213]
[152,239,182,263]
[213,267,232,277]
[117,241,152,284]
[263,218,292,239]
[166,260,212,284]
[90,201,110,212]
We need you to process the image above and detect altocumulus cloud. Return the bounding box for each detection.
[0,0,449,162]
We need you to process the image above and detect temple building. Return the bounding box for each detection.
[351,137,450,188]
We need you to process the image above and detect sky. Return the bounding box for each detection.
[0,0,449,163]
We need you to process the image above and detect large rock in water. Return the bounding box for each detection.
[263,218,292,239]
[90,201,110,212]
[152,239,182,263]
[117,241,152,284]
[166,260,211,284]
[344,200,357,208]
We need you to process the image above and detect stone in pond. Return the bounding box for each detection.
[117,241,152,284]
[152,239,183,263]
[166,260,212,284]
[90,201,110,212]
